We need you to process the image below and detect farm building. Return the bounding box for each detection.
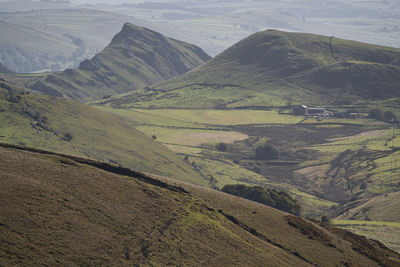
[307,107,326,115]
[333,110,359,118]
[292,105,330,116]
[292,105,308,115]
[349,113,359,119]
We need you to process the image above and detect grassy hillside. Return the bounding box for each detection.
[333,191,400,222]
[0,81,205,185]
[333,220,400,253]
[100,29,400,108]
[1,145,399,266]
[29,22,210,101]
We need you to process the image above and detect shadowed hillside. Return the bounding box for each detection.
[29,22,210,101]
[1,145,399,266]
[0,81,205,185]
[100,29,400,108]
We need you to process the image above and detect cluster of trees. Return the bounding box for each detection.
[369,108,397,122]
[255,144,280,160]
[221,184,301,215]
[217,141,281,161]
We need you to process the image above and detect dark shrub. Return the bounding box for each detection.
[321,215,329,223]
[255,144,280,160]
[369,108,382,120]
[383,111,397,122]
[221,184,300,215]
[63,133,73,142]
[216,142,227,152]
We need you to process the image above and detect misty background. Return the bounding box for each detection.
[1,0,399,72]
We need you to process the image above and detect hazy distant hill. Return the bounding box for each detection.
[0,9,161,73]
[0,80,205,185]
[30,22,210,101]
[0,20,88,73]
[102,29,400,108]
[1,145,399,266]
[0,62,14,74]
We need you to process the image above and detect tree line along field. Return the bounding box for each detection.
[96,105,400,252]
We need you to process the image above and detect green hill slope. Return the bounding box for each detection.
[101,29,400,108]
[1,145,399,266]
[333,191,400,222]
[0,81,205,185]
[29,22,210,101]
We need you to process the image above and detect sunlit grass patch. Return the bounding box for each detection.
[332,220,400,252]
[136,126,248,146]
[165,144,204,155]
[186,156,266,188]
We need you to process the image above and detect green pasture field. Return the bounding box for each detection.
[98,106,350,217]
[135,126,248,147]
[98,107,303,126]
[132,109,303,125]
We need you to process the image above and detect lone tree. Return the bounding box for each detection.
[216,142,228,152]
[255,144,280,160]
[62,133,73,142]
[383,111,397,122]
[369,108,382,120]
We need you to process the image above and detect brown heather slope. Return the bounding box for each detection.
[1,145,399,266]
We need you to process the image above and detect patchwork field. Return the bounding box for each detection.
[129,109,303,125]
[97,105,400,251]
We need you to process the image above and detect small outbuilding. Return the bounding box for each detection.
[349,113,359,119]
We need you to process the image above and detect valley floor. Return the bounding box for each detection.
[97,106,400,252]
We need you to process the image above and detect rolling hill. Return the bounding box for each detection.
[0,9,163,73]
[29,22,210,101]
[100,29,400,108]
[0,80,205,185]
[1,144,399,266]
